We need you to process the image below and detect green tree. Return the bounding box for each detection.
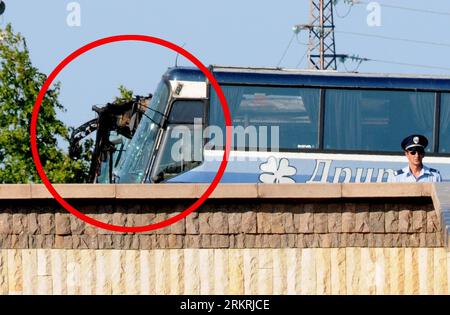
[0,24,91,183]
[114,85,133,103]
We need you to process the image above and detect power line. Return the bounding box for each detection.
[295,49,308,68]
[368,58,450,72]
[277,33,295,67]
[337,54,450,72]
[335,1,354,18]
[336,30,450,49]
[354,0,450,17]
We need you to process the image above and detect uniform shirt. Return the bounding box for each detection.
[390,165,442,183]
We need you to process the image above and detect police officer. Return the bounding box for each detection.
[390,134,442,182]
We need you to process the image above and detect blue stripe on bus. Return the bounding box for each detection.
[164,67,450,92]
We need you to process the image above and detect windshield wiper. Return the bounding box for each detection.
[142,112,164,128]
[140,103,168,120]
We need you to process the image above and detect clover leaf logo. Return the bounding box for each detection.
[259,156,296,183]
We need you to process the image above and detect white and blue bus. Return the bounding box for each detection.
[112,66,450,184]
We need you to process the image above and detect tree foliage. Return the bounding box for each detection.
[114,85,134,104]
[0,24,91,183]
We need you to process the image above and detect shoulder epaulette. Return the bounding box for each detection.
[429,168,440,173]
[394,169,404,176]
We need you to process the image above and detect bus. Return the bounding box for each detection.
[111,66,450,184]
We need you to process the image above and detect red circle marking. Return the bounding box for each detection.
[30,35,231,233]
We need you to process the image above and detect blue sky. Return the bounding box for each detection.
[1,0,450,129]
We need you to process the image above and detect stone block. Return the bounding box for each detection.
[112,212,127,228]
[212,212,228,234]
[385,204,399,233]
[271,211,285,234]
[199,212,212,234]
[426,233,438,247]
[408,233,420,247]
[186,212,199,234]
[55,236,64,249]
[38,213,55,235]
[244,234,256,248]
[72,235,84,249]
[341,233,356,247]
[154,212,171,234]
[419,233,427,247]
[313,205,328,233]
[122,235,133,249]
[412,208,427,232]
[330,233,340,248]
[130,235,139,250]
[268,234,281,248]
[327,203,342,233]
[383,233,393,247]
[55,213,71,235]
[70,215,85,235]
[0,235,11,248]
[112,235,124,249]
[369,204,385,233]
[305,234,316,247]
[342,203,355,233]
[62,236,72,249]
[241,211,257,233]
[398,208,412,233]
[12,210,27,235]
[318,234,331,247]
[254,235,263,248]
[35,235,45,249]
[256,205,272,234]
[170,213,186,235]
[201,234,211,248]
[211,235,230,248]
[28,212,40,235]
[228,212,241,234]
[185,235,200,248]
[138,235,152,250]
[373,234,384,247]
[11,234,28,249]
[98,235,113,249]
[354,233,367,247]
[294,204,314,233]
[392,233,401,247]
[427,210,440,232]
[96,211,114,235]
[236,234,245,248]
[167,234,184,249]
[355,204,370,233]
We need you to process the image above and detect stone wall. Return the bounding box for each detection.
[0,199,442,249]
[1,248,449,295]
[0,183,449,295]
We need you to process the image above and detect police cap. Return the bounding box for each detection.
[401,134,428,151]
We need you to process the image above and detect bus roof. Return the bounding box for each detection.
[163,66,450,92]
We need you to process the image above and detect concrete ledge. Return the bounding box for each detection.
[0,183,434,199]
[0,184,31,199]
[341,183,430,198]
[30,184,115,199]
[257,184,341,198]
[431,183,450,251]
[115,184,197,199]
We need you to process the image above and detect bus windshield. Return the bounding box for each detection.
[114,81,170,183]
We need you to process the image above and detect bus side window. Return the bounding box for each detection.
[209,86,320,151]
[440,93,450,153]
[324,89,435,152]
[151,100,204,182]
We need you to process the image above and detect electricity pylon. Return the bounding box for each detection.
[307,0,338,70]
